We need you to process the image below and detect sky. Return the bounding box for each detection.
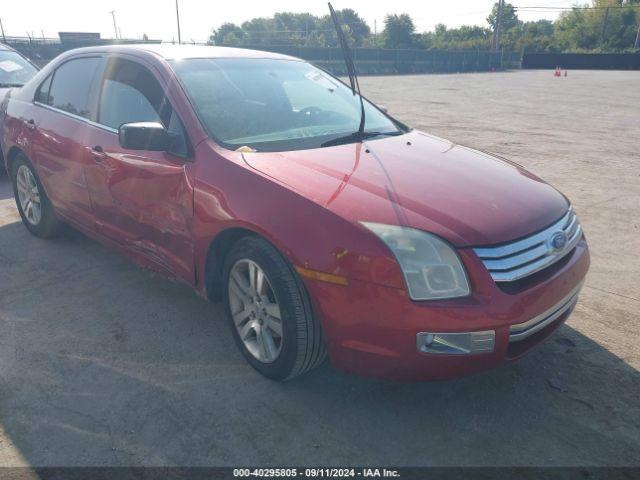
[0,0,578,42]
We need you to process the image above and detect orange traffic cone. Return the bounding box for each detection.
[554,66,560,77]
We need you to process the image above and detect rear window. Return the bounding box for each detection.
[47,57,104,120]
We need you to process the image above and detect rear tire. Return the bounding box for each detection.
[11,154,61,238]
[222,236,326,380]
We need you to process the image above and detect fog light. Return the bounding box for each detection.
[416,331,495,355]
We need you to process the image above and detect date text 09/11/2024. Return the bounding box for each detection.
[232,468,401,478]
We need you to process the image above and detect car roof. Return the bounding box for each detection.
[65,43,299,62]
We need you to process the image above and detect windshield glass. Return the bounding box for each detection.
[0,50,38,87]
[170,58,403,152]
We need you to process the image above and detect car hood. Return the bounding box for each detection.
[242,130,568,247]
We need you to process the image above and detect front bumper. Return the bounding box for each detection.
[302,237,590,381]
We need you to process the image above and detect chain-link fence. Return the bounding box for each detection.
[3,36,161,67]
[3,36,521,73]
[523,53,640,70]
[222,44,517,74]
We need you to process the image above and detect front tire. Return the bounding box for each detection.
[223,236,326,380]
[12,154,61,238]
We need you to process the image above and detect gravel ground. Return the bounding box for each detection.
[0,69,638,467]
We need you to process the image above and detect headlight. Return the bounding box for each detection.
[361,223,470,301]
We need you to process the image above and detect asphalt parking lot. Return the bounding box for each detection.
[0,69,638,467]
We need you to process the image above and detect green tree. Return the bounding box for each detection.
[205,0,640,54]
[554,0,639,52]
[222,32,242,45]
[211,23,246,45]
[274,12,317,45]
[487,2,521,31]
[241,17,277,45]
[305,30,327,47]
[383,14,416,48]
[316,14,356,48]
[422,24,491,50]
[519,19,557,52]
[336,9,371,46]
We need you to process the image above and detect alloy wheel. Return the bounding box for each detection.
[16,165,42,226]
[228,259,284,363]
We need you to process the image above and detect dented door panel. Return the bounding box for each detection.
[83,125,195,284]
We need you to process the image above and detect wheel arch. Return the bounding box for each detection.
[203,223,313,303]
[5,147,51,196]
[5,146,26,174]
[204,227,260,302]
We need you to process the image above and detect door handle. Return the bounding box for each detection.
[91,145,106,162]
[26,119,37,130]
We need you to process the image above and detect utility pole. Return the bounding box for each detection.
[492,0,505,52]
[109,10,119,39]
[175,0,182,44]
[635,21,640,50]
[600,7,609,51]
[0,18,6,43]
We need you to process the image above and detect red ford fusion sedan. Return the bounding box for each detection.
[0,45,589,381]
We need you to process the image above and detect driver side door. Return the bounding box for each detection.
[83,56,195,284]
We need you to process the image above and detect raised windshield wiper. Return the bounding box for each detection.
[328,2,366,138]
[0,83,23,88]
[321,131,402,148]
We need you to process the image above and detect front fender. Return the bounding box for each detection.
[191,143,407,298]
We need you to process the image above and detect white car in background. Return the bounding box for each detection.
[0,43,39,173]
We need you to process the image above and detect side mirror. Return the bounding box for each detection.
[118,122,169,151]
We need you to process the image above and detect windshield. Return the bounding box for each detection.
[170,58,403,152]
[0,50,38,87]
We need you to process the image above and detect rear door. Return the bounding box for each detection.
[83,56,195,284]
[31,56,106,229]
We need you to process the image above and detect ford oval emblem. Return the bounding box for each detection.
[549,231,568,252]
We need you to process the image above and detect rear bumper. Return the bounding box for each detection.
[304,237,590,381]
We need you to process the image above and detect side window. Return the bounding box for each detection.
[98,58,188,156]
[99,78,162,129]
[47,57,104,120]
[34,74,53,104]
[167,110,188,157]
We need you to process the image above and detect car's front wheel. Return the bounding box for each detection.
[223,236,326,380]
[12,154,61,238]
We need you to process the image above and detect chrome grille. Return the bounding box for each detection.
[474,208,582,283]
